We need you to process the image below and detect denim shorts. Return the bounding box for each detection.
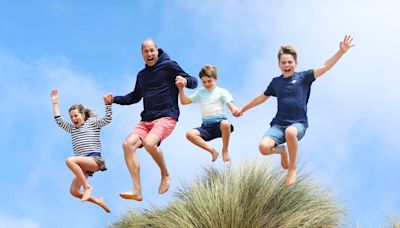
[263,123,307,146]
[196,120,234,142]
[86,152,107,177]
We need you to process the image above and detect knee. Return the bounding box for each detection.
[186,130,196,140]
[122,140,131,151]
[70,188,81,198]
[285,127,298,140]
[65,157,75,168]
[143,139,156,152]
[259,143,273,155]
[220,120,231,130]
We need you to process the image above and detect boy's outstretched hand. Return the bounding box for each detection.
[175,75,187,90]
[340,35,355,53]
[50,90,58,103]
[233,108,243,117]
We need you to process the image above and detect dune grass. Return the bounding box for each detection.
[112,160,344,228]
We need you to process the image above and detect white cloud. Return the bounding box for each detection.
[0,214,40,228]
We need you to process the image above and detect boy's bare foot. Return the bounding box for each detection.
[119,191,143,201]
[222,150,230,162]
[81,185,93,201]
[97,197,111,213]
[286,168,297,186]
[211,148,219,162]
[159,175,170,194]
[280,150,289,170]
[273,145,289,169]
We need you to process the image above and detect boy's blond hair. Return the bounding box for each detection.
[199,64,218,79]
[278,45,297,62]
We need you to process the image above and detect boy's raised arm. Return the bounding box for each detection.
[314,35,355,78]
[235,93,269,117]
[175,76,192,105]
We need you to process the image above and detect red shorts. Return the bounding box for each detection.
[131,117,177,142]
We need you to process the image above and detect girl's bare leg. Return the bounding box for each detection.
[66,156,99,201]
[186,129,219,162]
[220,120,232,162]
[70,177,111,213]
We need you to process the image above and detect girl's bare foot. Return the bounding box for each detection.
[222,150,230,162]
[159,175,170,194]
[211,148,219,162]
[96,197,111,213]
[119,191,143,201]
[286,168,297,186]
[81,185,93,201]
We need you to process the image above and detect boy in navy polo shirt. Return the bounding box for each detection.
[235,35,354,186]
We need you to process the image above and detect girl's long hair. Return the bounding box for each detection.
[69,104,96,121]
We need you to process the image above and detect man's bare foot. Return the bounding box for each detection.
[119,191,143,201]
[286,168,297,186]
[222,150,230,162]
[81,185,93,201]
[159,175,170,194]
[211,148,219,162]
[96,197,111,213]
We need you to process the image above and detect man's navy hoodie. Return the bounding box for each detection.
[113,49,198,121]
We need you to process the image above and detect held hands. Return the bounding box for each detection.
[175,75,187,90]
[50,90,59,104]
[103,93,113,105]
[340,35,355,53]
[232,108,243,117]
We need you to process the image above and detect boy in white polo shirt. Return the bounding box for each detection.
[176,64,239,162]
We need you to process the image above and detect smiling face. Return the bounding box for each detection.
[69,109,85,128]
[141,39,159,67]
[279,53,297,78]
[201,76,217,90]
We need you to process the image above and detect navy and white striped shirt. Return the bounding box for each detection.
[55,105,112,156]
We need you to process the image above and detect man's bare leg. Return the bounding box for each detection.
[285,126,299,186]
[186,129,219,162]
[143,133,171,194]
[120,134,144,201]
[220,120,232,162]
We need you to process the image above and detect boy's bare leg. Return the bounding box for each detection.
[66,156,99,201]
[186,129,219,162]
[120,134,144,201]
[272,145,289,170]
[220,120,232,162]
[70,177,111,213]
[143,133,171,194]
[285,126,299,186]
[259,136,289,169]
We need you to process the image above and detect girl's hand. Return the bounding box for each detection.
[50,90,59,103]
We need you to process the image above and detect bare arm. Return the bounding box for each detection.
[314,35,355,78]
[227,102,239,115]
[178,87,192,105]
[235,93,269,116]
[50,90,61,116]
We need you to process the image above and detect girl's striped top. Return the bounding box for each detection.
[55,105,112,156]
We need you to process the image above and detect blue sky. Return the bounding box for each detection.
[1,0,399,227]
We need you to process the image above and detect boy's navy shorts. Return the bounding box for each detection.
[195,120,234,141]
